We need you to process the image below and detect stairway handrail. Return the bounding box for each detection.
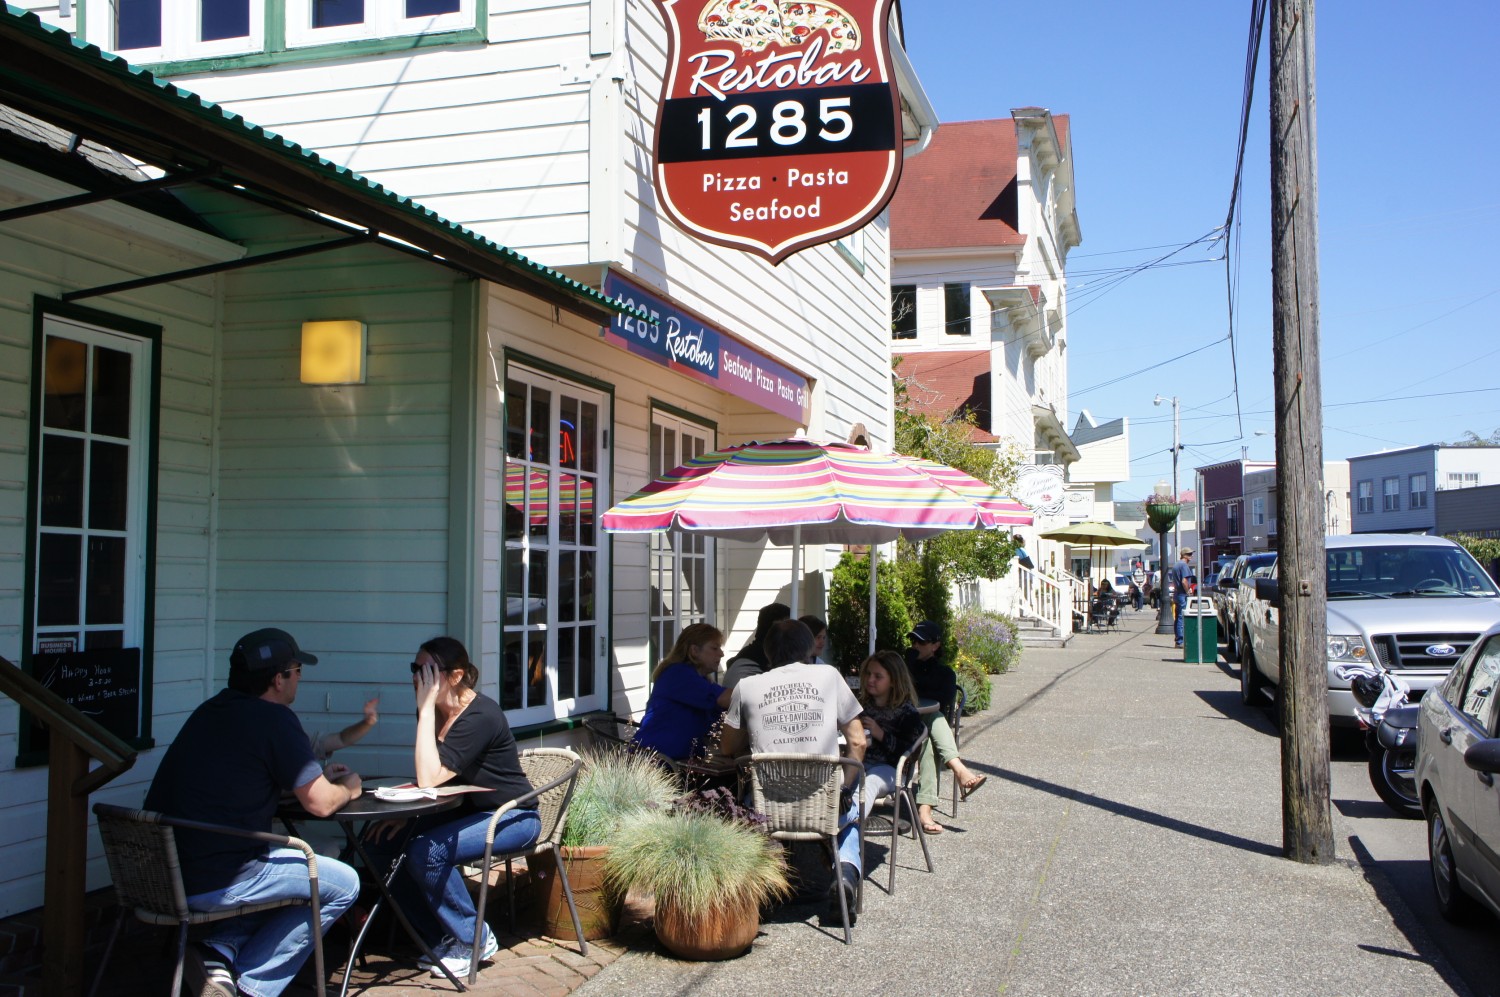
[0,655,136,793]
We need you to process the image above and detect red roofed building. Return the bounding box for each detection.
[889,110,1087,636]
[889,110,1081,471]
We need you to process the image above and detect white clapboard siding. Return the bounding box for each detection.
[0,164,227,917]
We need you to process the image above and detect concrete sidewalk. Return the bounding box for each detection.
[578,610,1464,996]
[55,610,1465,996]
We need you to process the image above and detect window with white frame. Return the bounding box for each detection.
[944,282,971,335]
[1356,480,1374,513]
[648,410,716,672]
[890,285,916,339]
[89,0,475,62]
[1383,476,1400,511]
[25,310,157,754]
[502,365,609,726]
[1251,497,1265,526]
[834,227,866,271]
[1410,473,1428,509]
[1446,471,1481,489]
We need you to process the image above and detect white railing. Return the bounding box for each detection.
[1016,564,1071,636]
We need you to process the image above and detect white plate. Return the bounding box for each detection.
[373,787,427,803]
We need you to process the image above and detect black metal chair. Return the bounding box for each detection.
[90,803,327,997]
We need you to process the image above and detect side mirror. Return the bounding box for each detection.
[1255,577,1281,606]
[1465,739,1500,776]
[1218,577,1238,591]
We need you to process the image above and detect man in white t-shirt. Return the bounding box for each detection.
[721,619,867,916]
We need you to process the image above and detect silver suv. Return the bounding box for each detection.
[1241,534,1500,726]
[1416,621,1500,921]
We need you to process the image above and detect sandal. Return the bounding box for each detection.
[960,774,988,802]
[919,819,945,835]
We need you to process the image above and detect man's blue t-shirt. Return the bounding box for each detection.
[1170,558,1196,597]
[144,689,322,895]
[632,663,725,760]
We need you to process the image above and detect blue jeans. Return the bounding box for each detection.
[188,848,360,997]
[1174,593,1187,642]
[838,789,863,872]
[372,807,540,948]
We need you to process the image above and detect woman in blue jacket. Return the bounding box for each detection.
[632,623,733,760]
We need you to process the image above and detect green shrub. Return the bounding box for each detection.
[894,542,954,666]
[561,750,680,847]
[953,653,992,714]
[827,551,914,675]
[952,608,1023,675]
[603,809,791,919]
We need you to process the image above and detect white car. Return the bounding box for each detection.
[1240,534,1500,726]
[1416,621,1500,921]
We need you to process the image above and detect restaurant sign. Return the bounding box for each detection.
[652,0,902,264]
[603,271,809,421]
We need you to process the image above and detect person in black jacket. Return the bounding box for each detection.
[904,621,986,833]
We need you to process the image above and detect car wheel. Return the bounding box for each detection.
[1427,800,1475,922]
[1239,643,1264,705]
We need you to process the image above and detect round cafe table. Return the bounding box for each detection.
[280,779,466,995]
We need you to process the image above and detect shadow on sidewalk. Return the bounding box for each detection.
[1194,688,1278,735]
[972,762,1285,858]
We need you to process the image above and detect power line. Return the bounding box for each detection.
[1071,336,1226,396]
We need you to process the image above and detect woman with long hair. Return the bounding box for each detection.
[855,651,929,813]
[370,636,538,979]
[632,623,732,760]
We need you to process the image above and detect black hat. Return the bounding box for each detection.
[230,628,318,673]
[908,620,943,644]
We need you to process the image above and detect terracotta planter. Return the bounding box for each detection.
[537,845,620,941]
[653,895,760,961]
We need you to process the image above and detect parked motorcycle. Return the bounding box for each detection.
[1336,662,1421,818]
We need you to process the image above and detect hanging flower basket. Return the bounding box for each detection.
[1144,502,1181,534]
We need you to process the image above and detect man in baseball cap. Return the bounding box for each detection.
[145,629,362,996]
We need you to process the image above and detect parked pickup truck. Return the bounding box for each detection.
[1214,552,1277,660]
[1239,534,1500,726]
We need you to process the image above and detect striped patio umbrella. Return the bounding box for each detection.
[602,438,1032,625]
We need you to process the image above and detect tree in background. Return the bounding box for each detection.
[891,363,1026,585]
[1446,429,1500,447]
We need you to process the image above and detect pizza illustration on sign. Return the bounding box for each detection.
[652,0,902,264]
[698,1,862,53]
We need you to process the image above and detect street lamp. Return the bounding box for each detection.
[1154,394,1181,558]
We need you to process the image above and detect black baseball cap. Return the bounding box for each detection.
[909,621,943,644]
[230,628,318,673]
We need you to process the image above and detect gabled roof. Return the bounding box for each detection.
[894,350,995,443]
[0,5,629,324]
[891,118,1026,252]
[1071,409,1125,447]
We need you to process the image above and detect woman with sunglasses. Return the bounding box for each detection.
[371,637,538,979]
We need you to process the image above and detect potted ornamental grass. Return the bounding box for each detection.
[538,749,678,941]
[603,788,790,961]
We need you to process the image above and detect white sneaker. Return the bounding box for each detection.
[430,929,499,978]
[415,935,457,969]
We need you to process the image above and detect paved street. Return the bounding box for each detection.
[583,610,1481,996]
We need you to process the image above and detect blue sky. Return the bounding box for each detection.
[902,1,1500,503]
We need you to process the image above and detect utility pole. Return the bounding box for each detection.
[1271,0,1332,863]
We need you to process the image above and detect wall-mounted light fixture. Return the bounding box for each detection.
[300,320,366,385]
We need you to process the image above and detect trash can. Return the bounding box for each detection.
[1183,596,1217,663]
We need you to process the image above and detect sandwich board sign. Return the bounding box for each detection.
[652,0,903,264]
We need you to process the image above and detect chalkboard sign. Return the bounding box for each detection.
[31,647,141,742]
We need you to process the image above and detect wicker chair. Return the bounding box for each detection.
[736,753,864,944]
[468,747,584,983]
[89,802,326,997]
[867,743,935,895]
